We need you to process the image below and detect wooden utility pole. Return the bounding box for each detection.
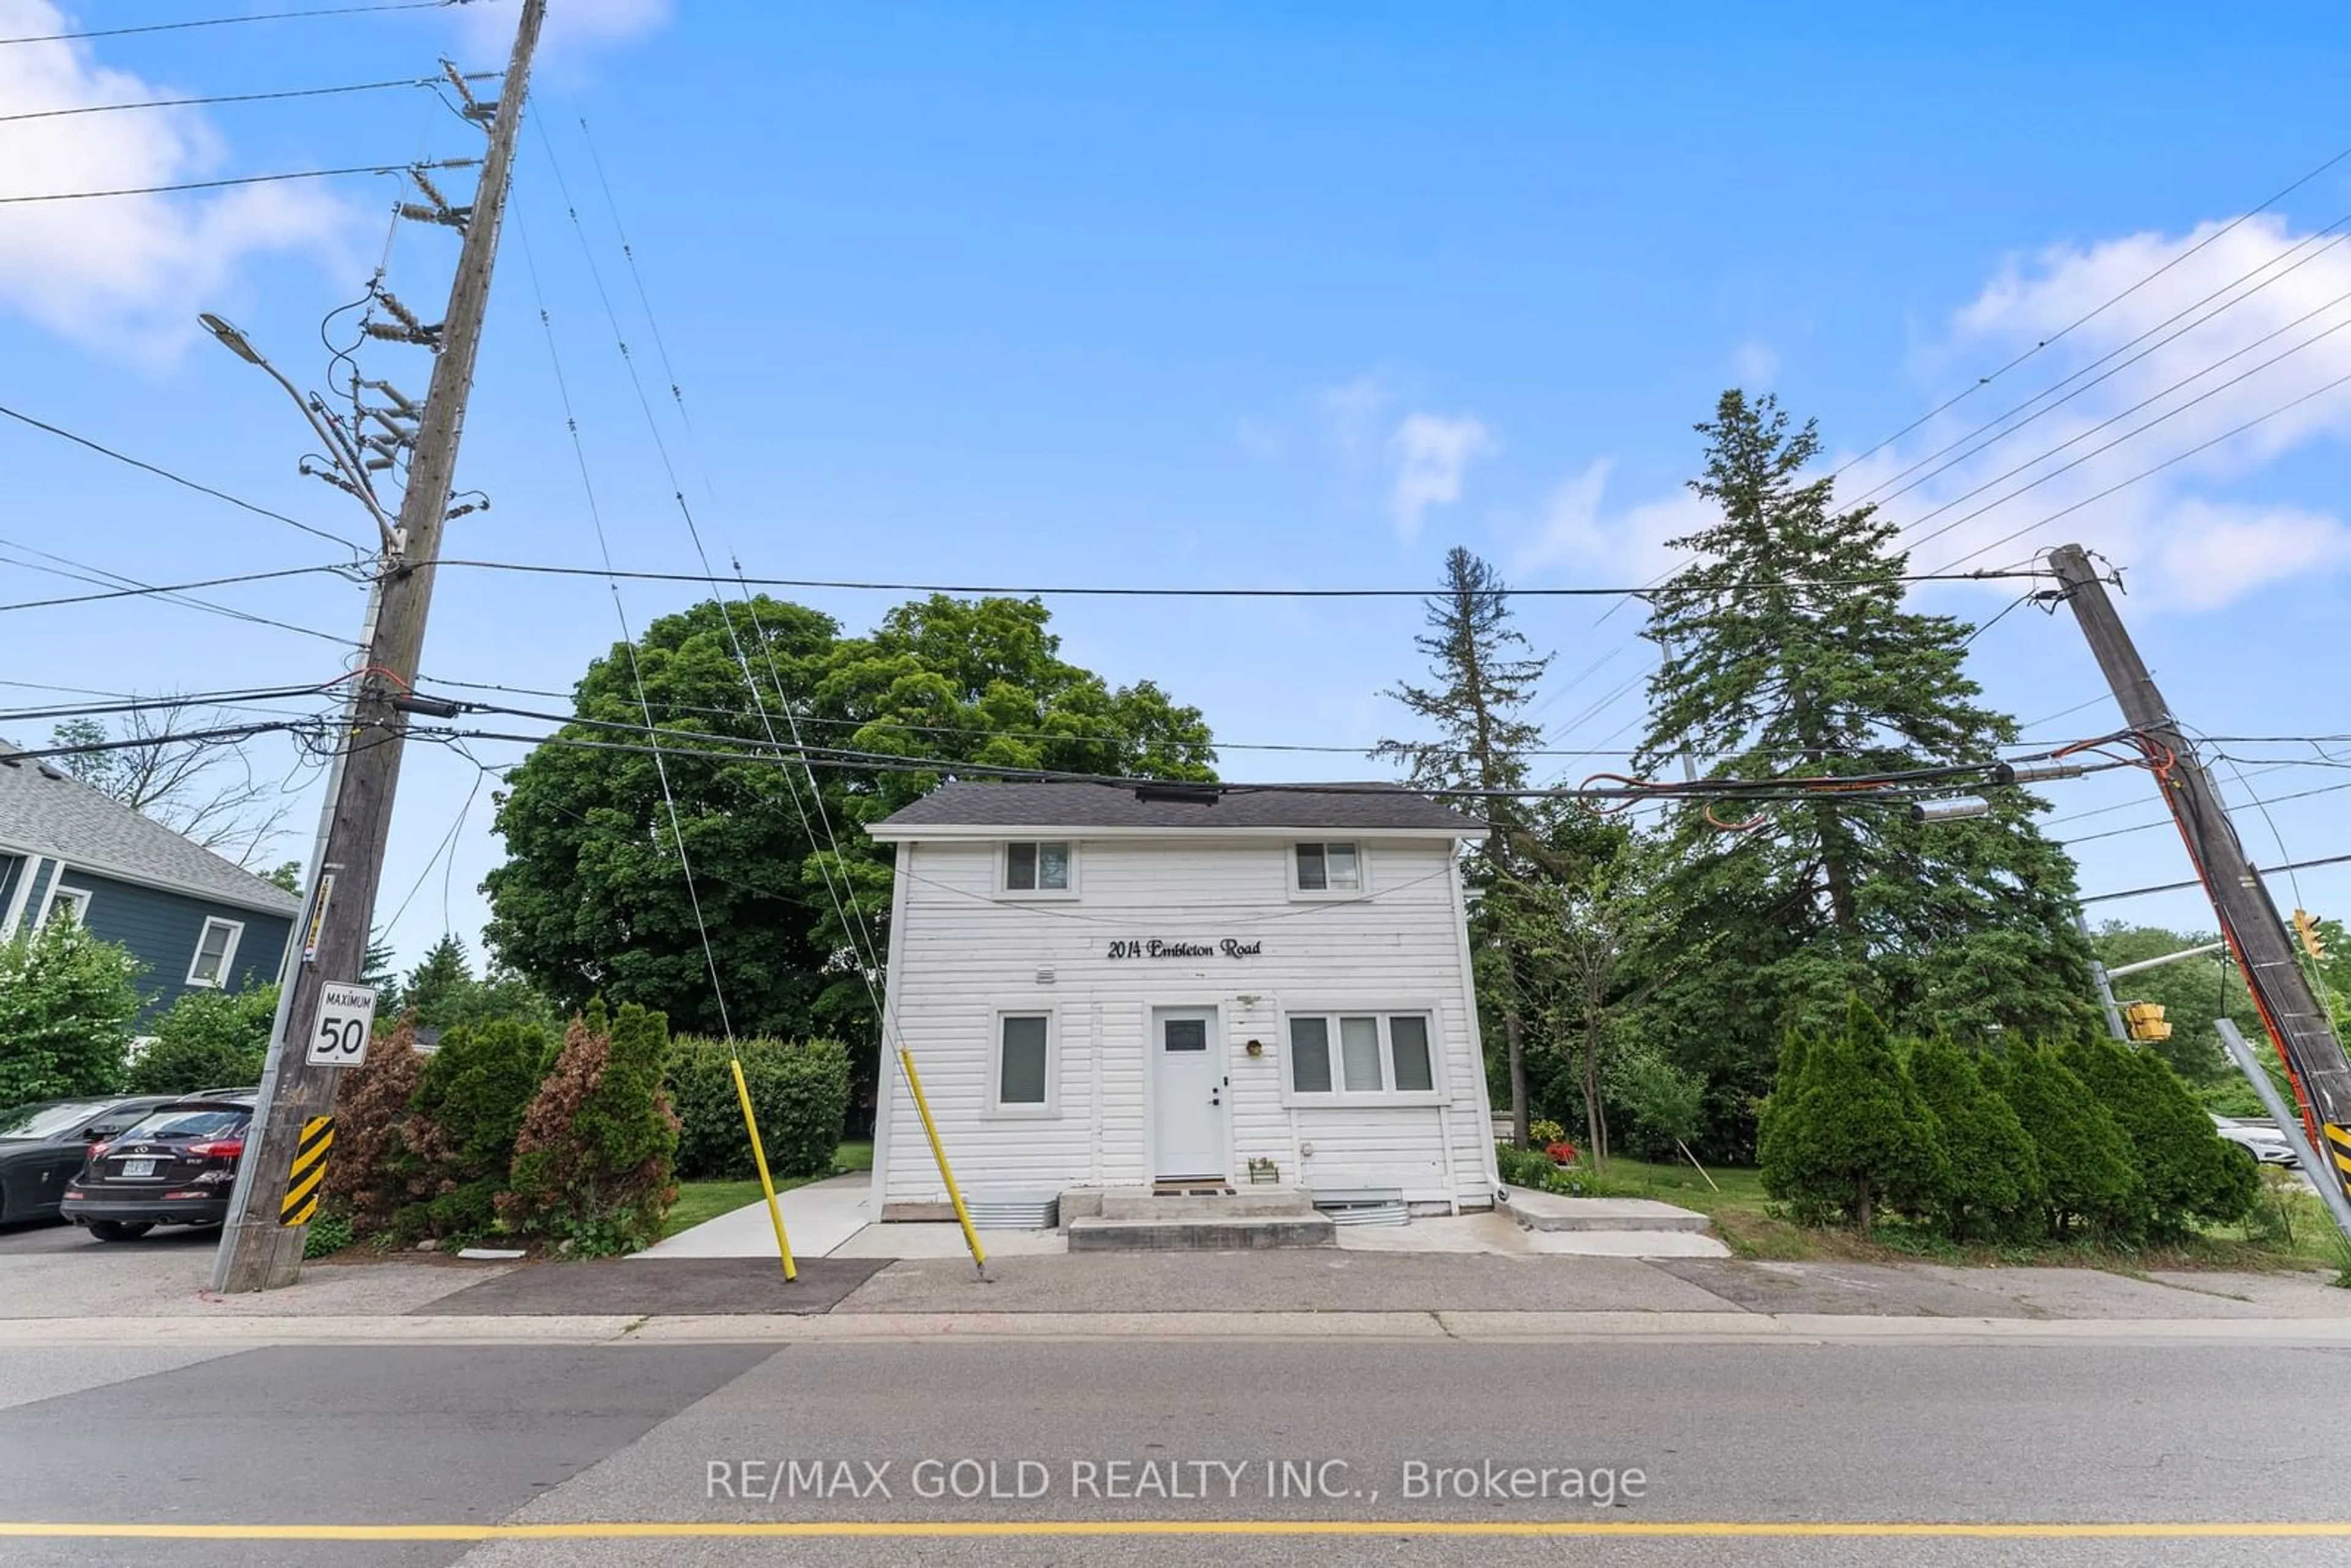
[2048,544,2351,1206]
[212,0,547,1292]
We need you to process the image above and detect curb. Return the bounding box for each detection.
[3,1310,2349,1347]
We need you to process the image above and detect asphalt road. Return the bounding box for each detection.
[0,1213,218,1255]
[2,1337,2348,1567]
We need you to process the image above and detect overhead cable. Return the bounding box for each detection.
[418,557,2040,600]
[0,402,364,553]
[0,76,452,124]
[0,158,479,206]
[0,1,467,45]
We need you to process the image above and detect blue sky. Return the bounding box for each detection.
[4,0,2349,970]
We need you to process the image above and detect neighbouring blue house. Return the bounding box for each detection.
[0,741,302,1026]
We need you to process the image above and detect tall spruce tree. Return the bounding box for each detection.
[1630,391,2096,1155]
[1378,547,1553,1145]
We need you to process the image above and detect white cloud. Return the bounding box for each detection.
[1515,457,1712,583]
[1845,212,2351,605]
[0,2,353,354]
[1387,411,1494,539]
[1518,214,2351,609]
[1731,339,1779,388]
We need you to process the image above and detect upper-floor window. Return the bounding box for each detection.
[43,885,89,928]
[1003,841,1073,894]
[186,917,244,988]
[1292,842,1362,894]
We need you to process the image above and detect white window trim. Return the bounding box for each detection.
[1287,841,1369,901]
[1276,1003,1446,1107]
[185,916,246,989]
[996,839,1081,901]
[40,883,91,928]
[986,1006,1061,1118]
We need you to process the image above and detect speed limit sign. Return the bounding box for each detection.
[307,982,379,1067]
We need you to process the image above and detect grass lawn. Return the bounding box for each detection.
[659,1141,875,1239]
[1572,1153,2348,1276]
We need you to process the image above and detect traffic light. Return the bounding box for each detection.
[2123,1001,2172,1042]
[2292,909,2327,961]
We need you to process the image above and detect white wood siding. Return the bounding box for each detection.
[876,834,1494,1210]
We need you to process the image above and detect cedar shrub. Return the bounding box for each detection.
[500,1000,681,1255]
[2062,1034,2259,1239]
[666,1035,852,1182]
[1996,1043,2139,1239]
[1907,1034,2042,1242]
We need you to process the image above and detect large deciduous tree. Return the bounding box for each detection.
[1629,392,2098,1157]
[483,594,1214,1045]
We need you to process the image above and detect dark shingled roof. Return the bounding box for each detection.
[0,741,303,917]
[874,779,1484,835]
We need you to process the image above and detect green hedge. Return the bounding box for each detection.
[666,1036,852,1182]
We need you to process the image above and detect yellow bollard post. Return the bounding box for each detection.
[899,1045,986,1273]
[730,1056,796,1283]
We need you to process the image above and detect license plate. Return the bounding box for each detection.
[121,1158,156,1177]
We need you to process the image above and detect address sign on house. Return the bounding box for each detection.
[1105,938,1264,961]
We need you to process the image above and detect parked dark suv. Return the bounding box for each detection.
[0,1097,174,1225]
[59,1095,255,1242]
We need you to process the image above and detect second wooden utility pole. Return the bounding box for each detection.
[2047,543,2351,1206]
[211,0,548,1292]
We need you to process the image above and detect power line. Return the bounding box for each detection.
[1924,362,2351,575]
[2081,851,2351,904]
[0,539,358,647]
[0,402,363,554]
[0,682,356,726]
[1829,137,2351,482]
[0,158,478,206]
[0,76,448,124]
[1863,222,2351,517]
[418,556,2040,600]
[1899,308,2351,563]
[2060,776,2351,845]
[0,1,465,45]
[404,671,2126,760]
[0,563,353,615]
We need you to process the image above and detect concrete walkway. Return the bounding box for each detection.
[644,1180,1729,1260]
[636,1174,1069,1261]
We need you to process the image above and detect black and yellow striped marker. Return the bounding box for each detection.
[278,1116,334,1228]
[2325,1123,2351,1196]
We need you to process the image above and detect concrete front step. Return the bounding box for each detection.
[1066,1214,1337,1251]
[1059,1186,1321,1225]
[1501,1186,1713,1234]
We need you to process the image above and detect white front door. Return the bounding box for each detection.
[1150,1008,1225,1180]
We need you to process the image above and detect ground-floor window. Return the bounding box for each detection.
[991,1010,1057,1115]
[1286,1011,1437,1099]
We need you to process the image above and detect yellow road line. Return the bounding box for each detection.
[2,1521,2350,1542]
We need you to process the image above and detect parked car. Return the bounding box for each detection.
[59,1095,255,1242]
[0,1096,175,1225]
[2209,1112,2299,1167]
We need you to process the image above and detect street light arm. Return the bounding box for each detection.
[198,312,400,557]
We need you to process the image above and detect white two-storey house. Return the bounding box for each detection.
[867,779,1501,1219]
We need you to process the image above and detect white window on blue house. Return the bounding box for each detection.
[186,917,244,988]
[42,885,90,928]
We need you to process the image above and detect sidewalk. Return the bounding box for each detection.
[4,1220,2346,1337]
